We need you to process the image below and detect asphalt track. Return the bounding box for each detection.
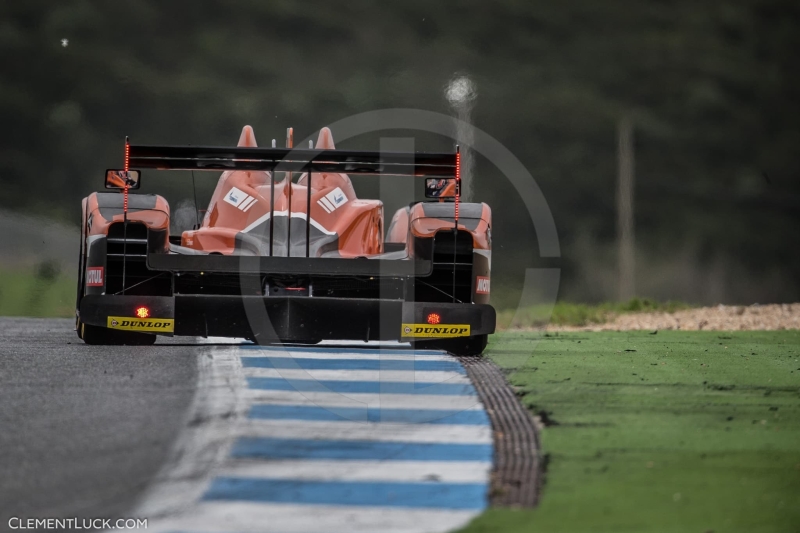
[0,318,198,531]
[0,318,497,532]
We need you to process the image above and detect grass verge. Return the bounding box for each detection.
[0,264,75,318]
[460,330,800,533]
[496,298,693,330]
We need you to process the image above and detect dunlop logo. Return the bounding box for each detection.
[401,324,471,338]
[107,316,174,333]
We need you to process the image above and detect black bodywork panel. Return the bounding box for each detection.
[147,254,432,277]
[79,294,495,343]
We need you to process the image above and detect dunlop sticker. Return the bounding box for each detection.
[107,316,174,333]
[401,324,471,338]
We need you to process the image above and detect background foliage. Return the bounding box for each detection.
[1,1,798,306]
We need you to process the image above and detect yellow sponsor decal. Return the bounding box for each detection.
[107,316,174,333]
[401,323,471,338]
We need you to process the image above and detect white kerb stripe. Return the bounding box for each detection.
[146,501,480,533]
[238,418,492,444]
[241,367,471,383]
[245,391,483,410]
[217,458,492,483]
[242,350,456,362]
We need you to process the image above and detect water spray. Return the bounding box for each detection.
[445,74,477,201]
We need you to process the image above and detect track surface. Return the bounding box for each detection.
[0,319,501,532]
[0,318,198,530]
[144,342,492,532]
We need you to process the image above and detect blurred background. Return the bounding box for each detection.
[1,1,798,318]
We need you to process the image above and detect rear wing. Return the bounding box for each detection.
[121,138,462,296]
[129,145,458,177]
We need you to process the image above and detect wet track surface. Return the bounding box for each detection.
[0,318,198,530]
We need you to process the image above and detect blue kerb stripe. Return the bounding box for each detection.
[248,404,489,425]
[203,477,488,510]
[246,377,477,396]
[241,356,465,374]
[231,437,493,462]
[241,345,444,356]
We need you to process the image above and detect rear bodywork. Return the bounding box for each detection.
[76,126,495,351]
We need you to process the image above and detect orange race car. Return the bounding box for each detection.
[76,126,495,355]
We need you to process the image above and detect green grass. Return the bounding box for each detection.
[496,298,694,329]
[460,330,800,533]
[0,264,75,318]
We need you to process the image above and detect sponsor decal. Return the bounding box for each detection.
[86,266,104,287]
[476,276,490,295]
[223,186,258,212]
[107,316,174,333]
[400,323,471,338]
[317,186,349,213]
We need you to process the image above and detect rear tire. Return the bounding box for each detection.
[75,207,156,346]
[415,334,488,357]
[77,320,157,346]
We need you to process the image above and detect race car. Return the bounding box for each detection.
[76,125,495,356]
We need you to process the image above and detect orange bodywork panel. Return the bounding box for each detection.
[388,202,491,251]
[84,191,170,238]
[180,126,383,257]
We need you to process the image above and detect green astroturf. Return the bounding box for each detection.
[0,267,75,318]
[460,330,800,533]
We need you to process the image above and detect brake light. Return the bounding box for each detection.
[427,313,441,325]
[135,306,150,319]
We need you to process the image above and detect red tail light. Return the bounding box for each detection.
[135,306,150,319]
[427,313,441,325]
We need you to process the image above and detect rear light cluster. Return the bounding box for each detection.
[427,313,441,325]
[135,306,150,318]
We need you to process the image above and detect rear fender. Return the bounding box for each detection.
[81,192,171,296]
[408,202,491,250]
[407,202,492,304]
[386,206,411,244]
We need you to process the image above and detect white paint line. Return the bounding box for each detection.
[237,418,492,444]
[202,337,251,345]
[147,501,481,533]
[319,197,335,212]
[244,390,483,410]
[242,197,258,211]
[217,458,492,483]
[242,210,337,235]
[318,340,413,347]
[241,350,457,362]
[241,367,471,383]
[132,343,248,518]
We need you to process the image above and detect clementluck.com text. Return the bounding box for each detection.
[8,518,147,530]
